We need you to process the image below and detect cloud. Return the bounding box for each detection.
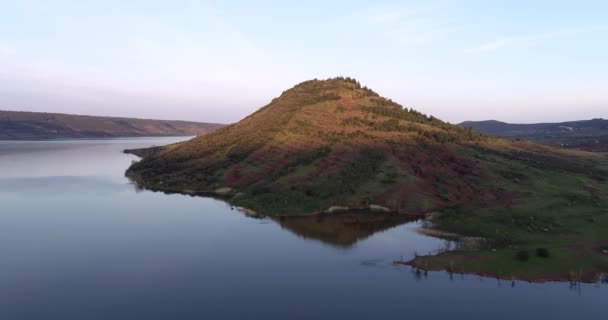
[353,5,434,25]
[19,0,63,19]
[467,32,565,53]
[340,4,461,46]
[466,26,605,53]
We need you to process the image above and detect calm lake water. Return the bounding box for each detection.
[0,137,605,319]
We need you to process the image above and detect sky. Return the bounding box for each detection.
[0,0,606,124]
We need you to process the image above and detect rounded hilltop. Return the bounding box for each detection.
[169,76,484,156]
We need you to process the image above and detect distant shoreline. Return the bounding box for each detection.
[0,135,195,142]
[0,109,225,140]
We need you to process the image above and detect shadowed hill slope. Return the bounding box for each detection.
[127,78,608,216]
[0,110,225,140]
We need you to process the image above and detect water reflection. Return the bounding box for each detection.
[273,212,417,247]
[402,265,608,293]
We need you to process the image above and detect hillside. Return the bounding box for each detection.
[127,77,608,281]
[127,77,495,215]
[0,110,225,140]
[460,119,608,152]
[127,77,607,215]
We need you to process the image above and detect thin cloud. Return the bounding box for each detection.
[354,5,434,25]
[466,26,605,53]
[341,4,461,46]
[19,0,63,18]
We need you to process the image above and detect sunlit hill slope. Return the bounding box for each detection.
[127,78,608,217]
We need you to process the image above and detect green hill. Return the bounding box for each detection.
[0,110,225,140]
[127,77,494,215]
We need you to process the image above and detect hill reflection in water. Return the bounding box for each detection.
[272,212,417,247]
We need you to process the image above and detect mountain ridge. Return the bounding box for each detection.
[460,118,608,151]
[0,110,225,140]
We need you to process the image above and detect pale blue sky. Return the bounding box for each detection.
[0,0,606,123]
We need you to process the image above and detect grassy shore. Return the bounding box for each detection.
[402,163,608,282]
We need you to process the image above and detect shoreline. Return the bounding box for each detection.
[395,258,607,284]
[128,176,608,284]
[124,169,426,218]
[125,151,608,285]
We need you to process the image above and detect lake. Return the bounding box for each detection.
[0,137,605,319]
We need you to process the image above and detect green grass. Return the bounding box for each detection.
[415,153,608,281]
[412,246,608,281]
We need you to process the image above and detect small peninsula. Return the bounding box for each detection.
[126,77,608,282]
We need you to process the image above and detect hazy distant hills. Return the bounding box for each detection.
[0,110,225,140]
[460,119,608,152]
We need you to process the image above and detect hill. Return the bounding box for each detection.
[0,110,225,140]
[127,78,607,216]
[460,119,608,152]
[127,77,494,215]
[127,77,608,281]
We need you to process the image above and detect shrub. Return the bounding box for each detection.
[515,250,530,261]
[536,248,550,258]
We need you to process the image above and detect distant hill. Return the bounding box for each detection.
[460,119,608,151]
[0,110,225,140]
